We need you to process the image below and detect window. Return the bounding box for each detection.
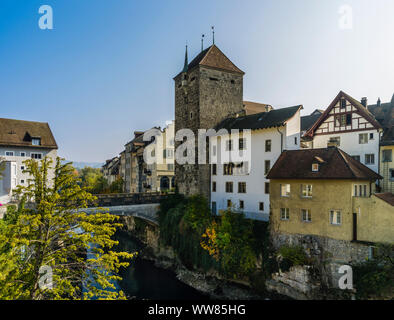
[190,112,193,119]
[225,182,233,193]
[20,152,26,157]
[211,202,217,215]
[234,161,249,175]
[382,150,392,162]
[238,182,246,193]
[330,210,342,225]
[226,140,233,151]
[212,164,217,175]
[32,138,41,146]
[280,208,290,220]
[151,149,155,157]
[301,184,313,198]
[359,133,368,144]
[167,164,174,171]
[21,166,25,171]
[265,140,272,152]
[265,182,270,194]
[280,184,290,197]
[340,98,346,108]
[351,155,360,162]
[259,202,264,211]
[390,169,394,181]
[212,181,216,192]
[31,153,42,160]
[354,184,367,197]
[294,137,298,145]
[20,180,25,184]
[227,200,232,208]
[239,138,246,150]
[301,209,311,222]
[312,163,319,172]
[212,145,217,156]
[264,160,271,175]
[166,149,174,159]
[369,133,374,140]
[223,163,234,175]
[239,200,244,209]
[365,154,375,165]
[5,151,14,156]
[346,114,352,125]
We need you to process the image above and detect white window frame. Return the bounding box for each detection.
[365,154,375,165]
[359,133,368,144]
[280,208,290,220]
[312,163,319,172]
[32,138,41,146]
[280,184,291,197]
[301,184,313,198]
[330,210,342,225]
[301,209,311,222]
[5,151,14,156]
[31,153,43,160]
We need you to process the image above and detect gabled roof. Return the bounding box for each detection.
[267,147,382,180]
[175,45,244,78]
[214,105,302,132]
[305,91,383,138]
[0,118,58,149]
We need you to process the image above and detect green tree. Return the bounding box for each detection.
[0,157,134,300]
[79,167,108,194]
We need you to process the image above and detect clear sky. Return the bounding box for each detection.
[1,0,393,162]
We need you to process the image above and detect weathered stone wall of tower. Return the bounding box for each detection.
[174,65,243,200]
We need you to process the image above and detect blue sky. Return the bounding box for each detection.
[1,0,393,162]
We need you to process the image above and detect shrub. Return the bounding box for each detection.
[278,245,308,268]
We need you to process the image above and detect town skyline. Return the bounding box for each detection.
[1,0,393,162]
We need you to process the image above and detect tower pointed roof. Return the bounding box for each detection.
[175,45,244,78]
[182,45,188,73]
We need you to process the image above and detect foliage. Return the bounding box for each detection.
[202,209,257,279]
[109,177,124,194]
[78,166,124,194]
[0,157,135,300]
[352,244,394,299]
[278,245,308,270]
[183,195,212,234]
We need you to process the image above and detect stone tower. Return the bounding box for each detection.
[174,45,245,200]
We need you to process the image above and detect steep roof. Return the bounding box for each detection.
[301,110,323,132]
[368,95,394,146]
[215,105,302,132]
[175,45,244,78]
[267,147,382,180]
[305,91,383,138]
[0,118,58,149]
[374,193,394,207]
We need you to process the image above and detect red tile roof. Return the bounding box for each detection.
[267,147,382,180]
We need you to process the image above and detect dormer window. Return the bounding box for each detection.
[32,138,41,146]
[312,163,319,172]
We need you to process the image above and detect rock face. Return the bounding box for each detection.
[266,266,320,300]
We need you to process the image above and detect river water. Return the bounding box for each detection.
[113,230,209,300]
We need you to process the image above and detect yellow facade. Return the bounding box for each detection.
[270,179,393,244]
[380,145,394,193]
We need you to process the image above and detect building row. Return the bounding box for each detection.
[102,121,176,194]
[173,44,393,249]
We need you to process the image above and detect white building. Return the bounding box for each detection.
[304,91,383,174]
[0,118,58,204]
[210,105,302,221]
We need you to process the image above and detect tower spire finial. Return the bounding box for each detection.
[201,34,205,52]
[211,26,215,45]
[182,43,188,73]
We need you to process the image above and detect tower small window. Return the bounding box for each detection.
[312,163,319,172]
[190,112,193,119]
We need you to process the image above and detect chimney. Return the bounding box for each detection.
[361,97,368,108]
[377,98,381,107]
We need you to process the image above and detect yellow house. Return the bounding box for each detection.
[267,147,394,244]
